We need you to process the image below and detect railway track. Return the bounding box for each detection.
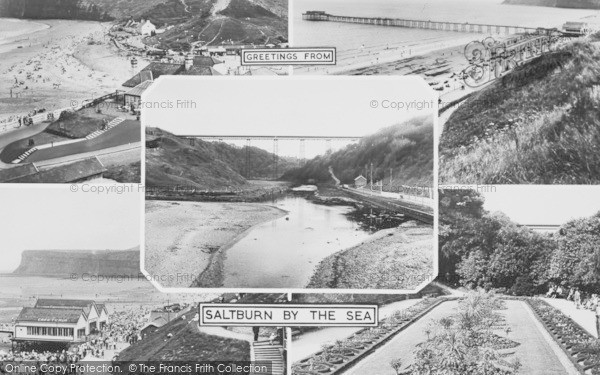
[341,188,434,225]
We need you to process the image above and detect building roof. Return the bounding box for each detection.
[193,56,223,66]
[125,80,153,97]
[140,20,155,28]
[140,315,168,332]
[122,60,222,87]
[12,157,106,183]
[35,299,94,308]
[17,307,84,324]
[96,304,108,315]
[177,66,221,76]
[354,175,367,181]
[35,299,96,317]
[123,62,183,87]
[0,163,39,183]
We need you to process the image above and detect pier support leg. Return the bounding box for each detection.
[245,138,251,178]
[299,139,306,166]
[273,138,279,180]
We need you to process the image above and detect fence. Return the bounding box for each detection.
[0,91,122,135]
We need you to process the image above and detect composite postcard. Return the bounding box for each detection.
[1,1,599,375]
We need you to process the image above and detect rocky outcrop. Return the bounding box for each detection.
[14,249,141,276]
[0,0,114,21]
[503,0,600,9]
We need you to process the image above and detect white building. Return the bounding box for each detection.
[13,299,109,344]
[139,20,156,36]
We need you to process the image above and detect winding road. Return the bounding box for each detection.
[22,120,140,163]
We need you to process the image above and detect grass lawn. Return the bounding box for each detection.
[0,108,119,163]
[46,108,116,139]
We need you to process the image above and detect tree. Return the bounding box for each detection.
[549,212,600,291]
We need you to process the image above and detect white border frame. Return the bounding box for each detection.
[140,74,439,296]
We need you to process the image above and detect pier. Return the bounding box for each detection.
[302,11,545,36]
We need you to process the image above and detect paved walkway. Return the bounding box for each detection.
[343,300,576,375]
[344,300,459,375]
[0,123,51,168]
[504,300,578,375]
[542,297,598,338]
[291,299,421,363]
[34,142,141,169]
[0,123,51,150]
[26,120,140,163]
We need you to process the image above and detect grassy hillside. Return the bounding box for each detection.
[0,0,288,47]
[282,116,434,187]
[440,39,600,184]
[146,128,297,189]
[118,310,250,361]
[144,0,287,50]
[0,0,165,20]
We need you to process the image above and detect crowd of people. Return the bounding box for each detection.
[546,284,599,310]
[546,283,600,337]
[0,304,153,373]
[0,348,83,374]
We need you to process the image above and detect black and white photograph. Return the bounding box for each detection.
[143,76,436,291]
[2,0,600,374]
[0,187,287,372]
[291,0,600,184]
[291,185,600,375]
[0,0,288,183]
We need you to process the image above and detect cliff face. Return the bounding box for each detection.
[14,249,141,277]
[503,0,600,9]
[0,0,114,21]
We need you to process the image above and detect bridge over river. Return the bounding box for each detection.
[303,11,550,36]
[179,134,362,177]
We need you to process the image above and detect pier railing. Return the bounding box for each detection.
[303,11,545,35]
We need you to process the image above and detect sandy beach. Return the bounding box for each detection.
[0,18,145,120]
[295,33,484,128]
[145,200,287,288]
[0,274,170,324]
[295,32,478,77]
[307,222,434,290]
[0,18,49,46]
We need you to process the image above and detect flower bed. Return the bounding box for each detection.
[292,297,449,375]
[527,299,600,374]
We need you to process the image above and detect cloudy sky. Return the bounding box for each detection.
[0,186,140,272]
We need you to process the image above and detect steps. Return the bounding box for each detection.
[10,117,126,164]
[12,147,38,164]
[85,117,125,140]
[252,340,285,375]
